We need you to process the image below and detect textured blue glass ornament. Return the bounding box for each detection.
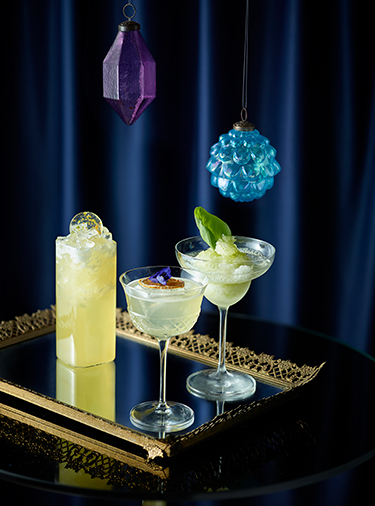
[206,121,281,202]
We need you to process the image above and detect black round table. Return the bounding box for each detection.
[0,311,374,505]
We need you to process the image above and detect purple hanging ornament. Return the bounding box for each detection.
[103,3,156,126]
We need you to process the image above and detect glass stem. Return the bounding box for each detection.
[217,307,229,375]
[158,339,169,411]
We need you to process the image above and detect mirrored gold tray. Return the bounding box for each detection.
[0,308,324,480]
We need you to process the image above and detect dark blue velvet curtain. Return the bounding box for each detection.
[3,0,374,355]
[1,1,375,503]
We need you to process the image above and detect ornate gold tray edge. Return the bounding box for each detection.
[0,307,325,467]
[116,309,323,390]
[0,402,164,475]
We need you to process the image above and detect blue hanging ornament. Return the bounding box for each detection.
[206,114,281,202]
[206,0,281,202]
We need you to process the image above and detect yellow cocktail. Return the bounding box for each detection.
[125,277,204,340]
[56,212,116,367]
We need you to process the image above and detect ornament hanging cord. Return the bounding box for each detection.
[241,0,250,122]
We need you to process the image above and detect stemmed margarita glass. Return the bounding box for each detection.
[119,266,208,432]
[175,236,275,401]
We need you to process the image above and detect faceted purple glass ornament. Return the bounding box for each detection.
[206,121,281,202]
[103,21,156,126]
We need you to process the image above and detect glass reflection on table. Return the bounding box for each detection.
[56,359,116,420]
[55,358,116,489]
[0,331,282,433]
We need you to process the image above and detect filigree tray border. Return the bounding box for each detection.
[0,307,323,389]
[116,310,322,389]
[0,307,324,465]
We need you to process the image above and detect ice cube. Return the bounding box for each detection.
[69,211,103,236]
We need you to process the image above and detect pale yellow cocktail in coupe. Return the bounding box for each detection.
[56,212,116,367]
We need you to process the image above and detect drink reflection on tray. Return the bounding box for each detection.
[55,359,116,488]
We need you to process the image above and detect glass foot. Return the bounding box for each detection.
[186,369,256,401]
[130,401,194,432]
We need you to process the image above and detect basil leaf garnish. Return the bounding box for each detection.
[194,206,231,249]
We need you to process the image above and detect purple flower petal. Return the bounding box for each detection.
[149,267,171,285]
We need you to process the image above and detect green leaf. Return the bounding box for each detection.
[194,207,231,249]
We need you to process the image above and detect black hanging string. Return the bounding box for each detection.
[241,0,250,121]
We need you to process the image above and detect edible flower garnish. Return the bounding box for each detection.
[149,267,171,285]
[194,206,231,249]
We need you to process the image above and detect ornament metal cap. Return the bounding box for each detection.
[233,120,256,131]
[119,4,140,31]
[233,108,255,131]
[118,20,140,31]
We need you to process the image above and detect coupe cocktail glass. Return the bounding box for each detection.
[176,236,275,401]
[119,266,208,432]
